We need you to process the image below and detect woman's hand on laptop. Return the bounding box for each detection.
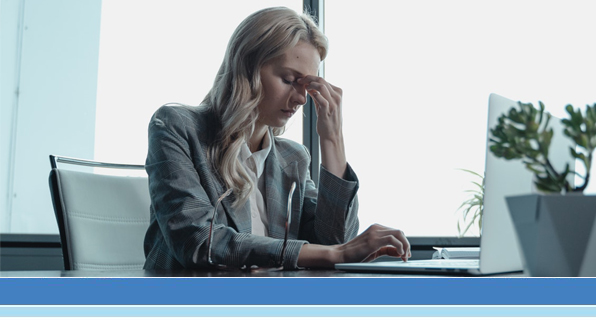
[297,224,411,269]
[336,224,412,263]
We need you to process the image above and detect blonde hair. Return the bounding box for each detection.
[202,7,328,207]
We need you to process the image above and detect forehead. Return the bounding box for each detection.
[274,42,321,76]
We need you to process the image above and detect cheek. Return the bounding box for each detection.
[262,82,288,104]
[260,78,276,101]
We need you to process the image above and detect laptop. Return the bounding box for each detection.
[335,93,575,275]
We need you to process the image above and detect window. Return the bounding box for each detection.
[325,0,596,236]
[3,0,595,238]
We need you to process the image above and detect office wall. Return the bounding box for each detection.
[1,0,102,234]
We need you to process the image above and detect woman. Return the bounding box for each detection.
[143,7,410,270]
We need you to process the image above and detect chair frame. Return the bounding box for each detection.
[48,154,145,270]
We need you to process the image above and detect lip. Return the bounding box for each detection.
[281,109,296,117]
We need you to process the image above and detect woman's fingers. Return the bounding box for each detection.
[364,246,402,262]
[297,76,344,143]
[384,228,411,259]
[372,232,410,262]
[338,224,412,263]
[368,224,411,256]
[307,89,328,111]
[297,76,341,109]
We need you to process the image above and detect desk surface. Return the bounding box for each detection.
[0,268,524,277]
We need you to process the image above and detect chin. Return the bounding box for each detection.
[271,119,289,128]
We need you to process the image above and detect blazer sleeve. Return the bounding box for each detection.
[145,106,307,269]
[298,145,360,245]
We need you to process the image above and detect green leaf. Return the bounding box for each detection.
[570,147,580,159]
[580,134,589,148]
[456,168,484,179]
[566,104,574,115]
[525,163,543,175]
[456,169,485,236]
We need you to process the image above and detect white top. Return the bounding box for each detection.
[239,131,272,236]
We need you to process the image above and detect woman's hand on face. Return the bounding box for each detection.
[297,76,343,142]
[297,76,347,178]
[336,224,412,263]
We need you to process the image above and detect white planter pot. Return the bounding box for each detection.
[506,194,596,277]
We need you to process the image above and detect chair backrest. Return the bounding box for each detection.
[48,155,150,270]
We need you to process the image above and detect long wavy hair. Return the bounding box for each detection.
[202,7,328,207]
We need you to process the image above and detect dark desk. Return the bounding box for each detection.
[0,268,523,277]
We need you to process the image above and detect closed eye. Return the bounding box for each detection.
[282,78,293,85]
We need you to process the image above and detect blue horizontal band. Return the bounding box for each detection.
[1,278,595,306]
[1,305,596,317]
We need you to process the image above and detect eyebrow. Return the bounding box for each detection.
[280,67,307,78]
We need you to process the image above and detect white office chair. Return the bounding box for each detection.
[48,155,150,270]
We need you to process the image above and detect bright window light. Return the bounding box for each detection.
[325,0,596,236]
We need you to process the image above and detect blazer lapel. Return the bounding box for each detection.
[264,141,300,239]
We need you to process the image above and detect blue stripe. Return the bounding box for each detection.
[1,278,596,305]
[1,306,596,317]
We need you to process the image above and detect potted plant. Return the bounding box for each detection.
[489,101,596,276]
[456,169,484,237]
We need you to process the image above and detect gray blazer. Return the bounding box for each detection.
[143,105,359,269]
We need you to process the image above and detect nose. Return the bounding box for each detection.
[291,82,307,105]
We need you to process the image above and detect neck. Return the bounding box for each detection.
[249,125,268,153]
